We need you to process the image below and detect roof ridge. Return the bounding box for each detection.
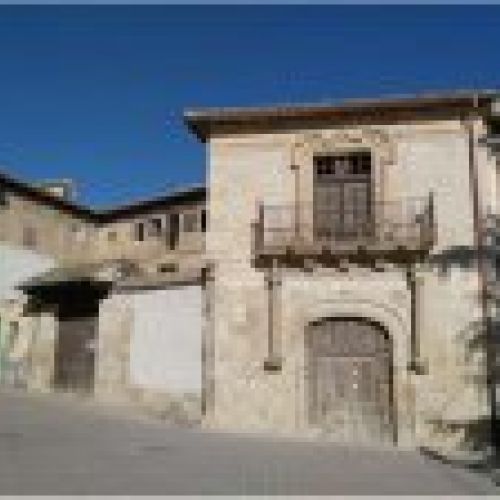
[0,168,207,222]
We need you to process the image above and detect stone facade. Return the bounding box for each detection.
[91,203,205,265]
[200,113,497,456]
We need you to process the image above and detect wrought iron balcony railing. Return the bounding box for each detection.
[253,194,435,264]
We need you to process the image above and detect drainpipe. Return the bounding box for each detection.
[291,164,301,242]
[290,141,301,243]
[466,94,496,464]
[0,318,4,385]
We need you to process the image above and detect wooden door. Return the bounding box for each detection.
[313,152,372,241]
[307,318,394,444]
[54,316,96,392]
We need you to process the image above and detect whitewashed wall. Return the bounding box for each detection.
[129,286,202,394]
[0,243,56,387]
[0,243,55,300]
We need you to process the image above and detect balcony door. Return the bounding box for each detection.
[313,152,372,242]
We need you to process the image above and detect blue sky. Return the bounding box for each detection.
[0,5,498,207]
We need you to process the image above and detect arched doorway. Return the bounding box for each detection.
[306,317,395,444]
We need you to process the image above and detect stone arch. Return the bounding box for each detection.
[306,296,410,360]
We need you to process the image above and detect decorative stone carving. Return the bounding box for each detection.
[292,127,396,167]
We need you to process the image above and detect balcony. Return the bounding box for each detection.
[253,195,435,267]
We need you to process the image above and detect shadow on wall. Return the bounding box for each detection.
[428,212,497,274]
[421,213,498,472]
[420,317,498,474]
[420,320,500,473]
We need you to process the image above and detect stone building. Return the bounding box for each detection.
[0,171,206,420]
[185,91,498,457]
[0,90,498,459]
[0,172,94,389]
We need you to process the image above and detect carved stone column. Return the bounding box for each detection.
[263,259,282,372]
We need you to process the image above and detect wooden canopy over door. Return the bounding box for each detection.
[307,317,395,445]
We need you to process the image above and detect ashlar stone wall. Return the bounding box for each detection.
[205,117,493,454]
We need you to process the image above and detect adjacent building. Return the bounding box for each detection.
[0,172,206,421]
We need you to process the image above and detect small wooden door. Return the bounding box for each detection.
[54,316,96,392]
[307,318,394,444]
[313,152,372,241]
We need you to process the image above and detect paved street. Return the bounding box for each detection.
[0,390,496,495]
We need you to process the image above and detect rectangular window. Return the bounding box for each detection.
[107,230,117,242]
[488,119,500,136]
[0,188,8,208]
[201,209,207,232]
[168,213,180,250]
[148,217,163,237]
[134,222,145,242]
[22,226,37,248]
[183,212,198,233]
[157,262,178,273]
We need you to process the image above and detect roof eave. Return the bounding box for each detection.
[184,91,498,142]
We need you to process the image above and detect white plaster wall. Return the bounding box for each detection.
[0,243,56,388]
[0,243,55,300]
[129,286,202,393]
